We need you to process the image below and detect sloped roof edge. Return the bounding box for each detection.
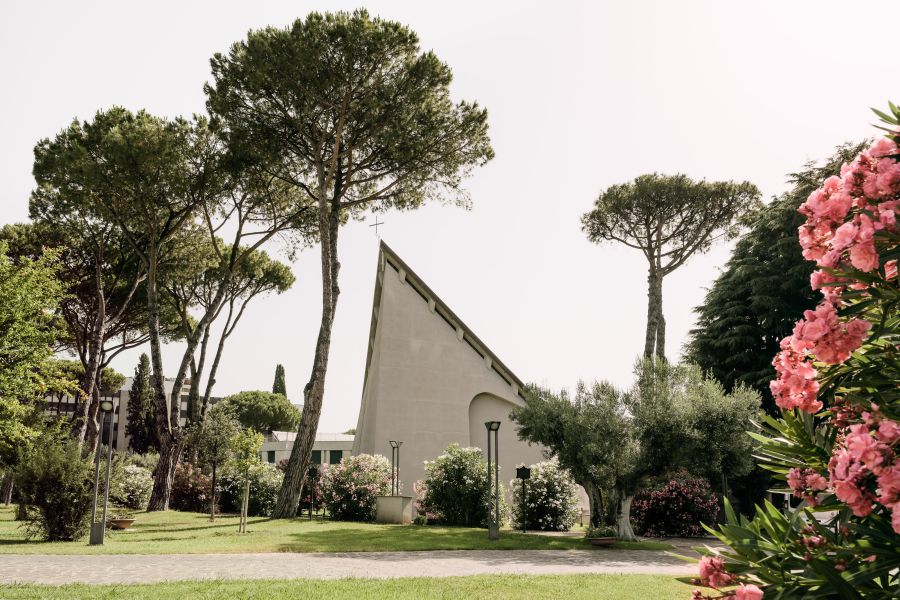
[361,241,525,399]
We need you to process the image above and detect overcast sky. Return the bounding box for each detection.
[2,1,898,432]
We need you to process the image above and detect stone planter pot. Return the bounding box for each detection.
[375,496,414,524]
[108,518,136,530]
[587,536,616,547]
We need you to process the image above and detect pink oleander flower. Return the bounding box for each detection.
[697,555,732,589]
[790,302,871,365]
[735,584,764,600]
[845,424,885,471]
[770,337,821,413]
[891,502,900,535]
[876,419,900,445]
[877,463,900,507]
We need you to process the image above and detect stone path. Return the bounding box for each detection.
[0,548,709,585]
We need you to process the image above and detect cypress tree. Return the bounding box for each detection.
[272,364,287,397]
[125,353,159,454]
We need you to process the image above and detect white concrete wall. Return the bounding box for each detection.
[353,257,545,495]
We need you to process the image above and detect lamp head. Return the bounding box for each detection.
[99,399,114,413]
[516,466,531,480]
[389,440,402,449]
[485,421,501,432]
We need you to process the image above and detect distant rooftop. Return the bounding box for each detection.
[270,431,354,443]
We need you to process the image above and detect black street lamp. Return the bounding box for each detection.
[389,441,403,496]
[516,466,531,534]
[484,421,501,540]
[89,397,116,545]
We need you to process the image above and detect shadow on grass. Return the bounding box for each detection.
[274,524,592,553]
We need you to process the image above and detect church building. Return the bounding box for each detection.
[353,242,546,491]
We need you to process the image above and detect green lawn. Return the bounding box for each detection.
[2,575,695,600]
[0,507,672,554]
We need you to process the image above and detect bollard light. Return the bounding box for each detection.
[516,466,531,534]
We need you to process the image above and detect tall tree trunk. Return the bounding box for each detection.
[616,493,636,541]
[240,478,250,533]
[272,197,341,519]
[84,383,103,454]
[73,270,106,446]
[209,460,217,522]
[1,473,13,506]
[146,245,179,511]
[583,479,604,528]
[187,325,211,426]
[643,269,662,358]
[655,280,666,360]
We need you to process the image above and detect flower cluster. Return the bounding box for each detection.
[785,467,828,506]
[319,453,392,522]
[798,138,900,272]
[771,138,899,409]
[509,460,581,531]
[828,411,900,529]
[691,557,764,600]
[632,472,720,537]
[420,443,505,527]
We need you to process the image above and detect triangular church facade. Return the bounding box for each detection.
[353,242,545,491]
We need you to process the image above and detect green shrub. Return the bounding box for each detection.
[420,443,506,527]
[320,454,391,522]
[170,463,213,513]
[15,436,93,541]
[109,464,153,510]
[219,462,284,516]
[126,451,159,473]
[510,460,581,531]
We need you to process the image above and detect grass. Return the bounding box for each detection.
[1,575,695,599]
[0,507,672,555]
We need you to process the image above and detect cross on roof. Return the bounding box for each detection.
[369,216,385,237]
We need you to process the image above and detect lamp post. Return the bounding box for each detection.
[307,465,319,520]
[89,397,115,545]
[516,466,531,534]
[484,421,501,540]
[389,441,403,496]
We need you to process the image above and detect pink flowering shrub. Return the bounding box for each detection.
[689,105,900,599]
[170,463,214,513]
[319,453,391,522]
[631,472,719,537]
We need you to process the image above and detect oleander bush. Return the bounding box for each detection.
[510,460,581,531]
[320,453,391,521]
[420,443,507,527]
[170,462,213,513]
[109,464,153,510]
[15,435,93,541]
[631,472,719,537]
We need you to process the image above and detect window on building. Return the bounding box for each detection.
[267,450,275,464]
[329,450,342,464]
[311,450,321,464]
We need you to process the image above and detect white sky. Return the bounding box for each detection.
[2,1,899,433]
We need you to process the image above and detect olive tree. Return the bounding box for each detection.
[205,9,494,517]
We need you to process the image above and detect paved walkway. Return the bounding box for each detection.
[0,548,711,584]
